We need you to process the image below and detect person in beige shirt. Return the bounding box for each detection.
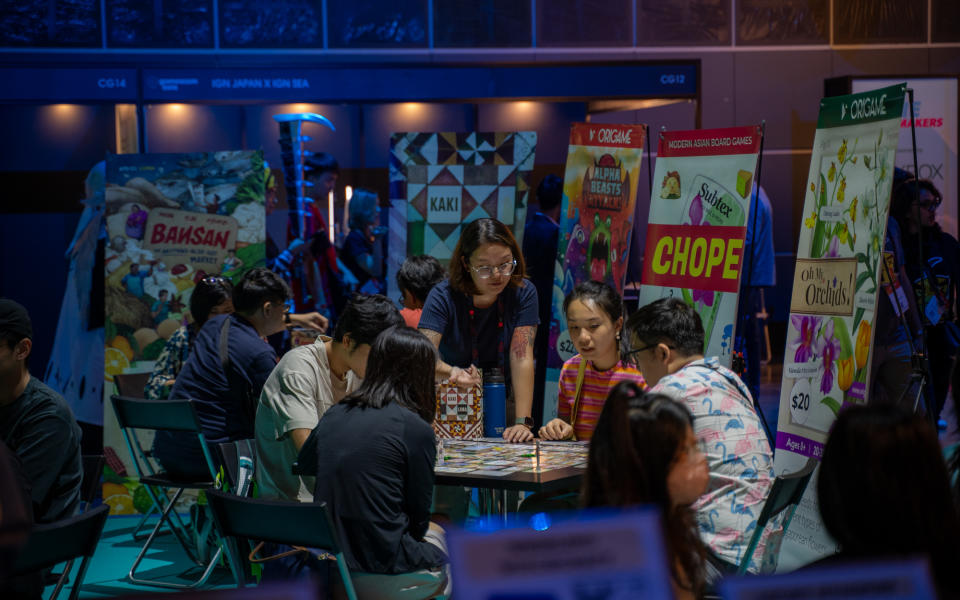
[255,294,404,501]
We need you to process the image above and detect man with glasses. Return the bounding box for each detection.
[625,298,775,578]
[152,268,291,480]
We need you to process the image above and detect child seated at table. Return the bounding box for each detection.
[397,255,446,328]
[540,281,646,441]
[583,381,709,600]
[310,325,448,597]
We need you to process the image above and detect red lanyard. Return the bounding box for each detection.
[468,295,505,369]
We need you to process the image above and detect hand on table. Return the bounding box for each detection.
[539,418,573,441]
[503,424,534,443]
[289,311,329,333]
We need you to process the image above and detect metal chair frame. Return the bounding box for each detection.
[110,395,224,589]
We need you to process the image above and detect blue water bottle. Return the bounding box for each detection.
[483,368,506,438]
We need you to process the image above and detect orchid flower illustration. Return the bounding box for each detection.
[789,315,821,363]
[819,319,840,394]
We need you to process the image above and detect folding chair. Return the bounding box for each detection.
[50,454,106,590]
[205,489,359,600]
[80,454,105,509]
[737,457,818,574]
[110,395,223,589]
[10,505,109,600]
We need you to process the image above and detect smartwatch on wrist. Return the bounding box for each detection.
[515,416,534,429]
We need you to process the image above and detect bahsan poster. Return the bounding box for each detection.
[547,123,646,374]
[102,151,266,515]
[774,84,906,569]
[638,126,763,366]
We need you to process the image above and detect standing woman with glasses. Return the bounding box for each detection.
[419,218,539,443]
[891,179,960,419]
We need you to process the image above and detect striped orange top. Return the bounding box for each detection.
[557,354,647,442]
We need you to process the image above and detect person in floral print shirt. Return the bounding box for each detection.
[625,298,776,579]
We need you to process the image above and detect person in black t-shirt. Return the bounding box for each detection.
[152,268,290,480]
[891,179,960,418]
[310,326,448,597]
[0,299,82,525]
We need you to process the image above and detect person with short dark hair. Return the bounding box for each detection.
[397,255,446,328]
[583,382,708,600]
[419,218,539,443]
[816,404,959,597]
[256,294,404,501]
[152,268,291,480]
[144,276,234,401]
[0,299,82,525]
[626,298,775,576]
[523,174,563,430]
[310,326,448,596]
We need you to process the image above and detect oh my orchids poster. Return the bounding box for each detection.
[776,84,906,458]
[638,126,764,367]
[773,84,905,570]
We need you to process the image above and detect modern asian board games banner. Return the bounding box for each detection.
[102,151,266,514]
[637,126,763,366]
[774,84,906,569]
[546,124,646,378]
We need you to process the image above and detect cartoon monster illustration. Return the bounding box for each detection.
[660,170,681,199]
[588,212,613,283]
[564,221,589,275]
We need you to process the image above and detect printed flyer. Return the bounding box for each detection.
[102,151,266,515]
[775,84,906,569]
[637,126,763,365]
[544,123,645,419]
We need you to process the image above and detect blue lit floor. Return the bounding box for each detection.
[47,515,236,598]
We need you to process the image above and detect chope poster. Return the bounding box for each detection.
[102,151,266,515]
[542,124,645,420]
[637,126,763,366]
[774,84,906,569]
[385,131,538,307]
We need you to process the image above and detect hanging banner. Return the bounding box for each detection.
[386,131,538,306]
[637,126,763,366]
[774,84,906,569]
[543,123,645,421]
[852,77,958,237]
[102,151,266,515]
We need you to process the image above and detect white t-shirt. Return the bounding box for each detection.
[254,337,359,501]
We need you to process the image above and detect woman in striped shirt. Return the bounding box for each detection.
[540,281,647,441]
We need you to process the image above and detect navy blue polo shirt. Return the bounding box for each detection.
[418,279,539,370]
[152,313,277,475]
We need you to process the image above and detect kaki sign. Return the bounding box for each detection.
[641,224,747,293]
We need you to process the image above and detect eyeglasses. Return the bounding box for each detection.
[679,438,708,464]
[201,276,230,285]
[623,342,675,362]
[469,259,517,279]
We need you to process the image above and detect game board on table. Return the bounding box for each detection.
[435,438,589,478]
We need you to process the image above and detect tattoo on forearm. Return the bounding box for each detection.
[511,326,536,361]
